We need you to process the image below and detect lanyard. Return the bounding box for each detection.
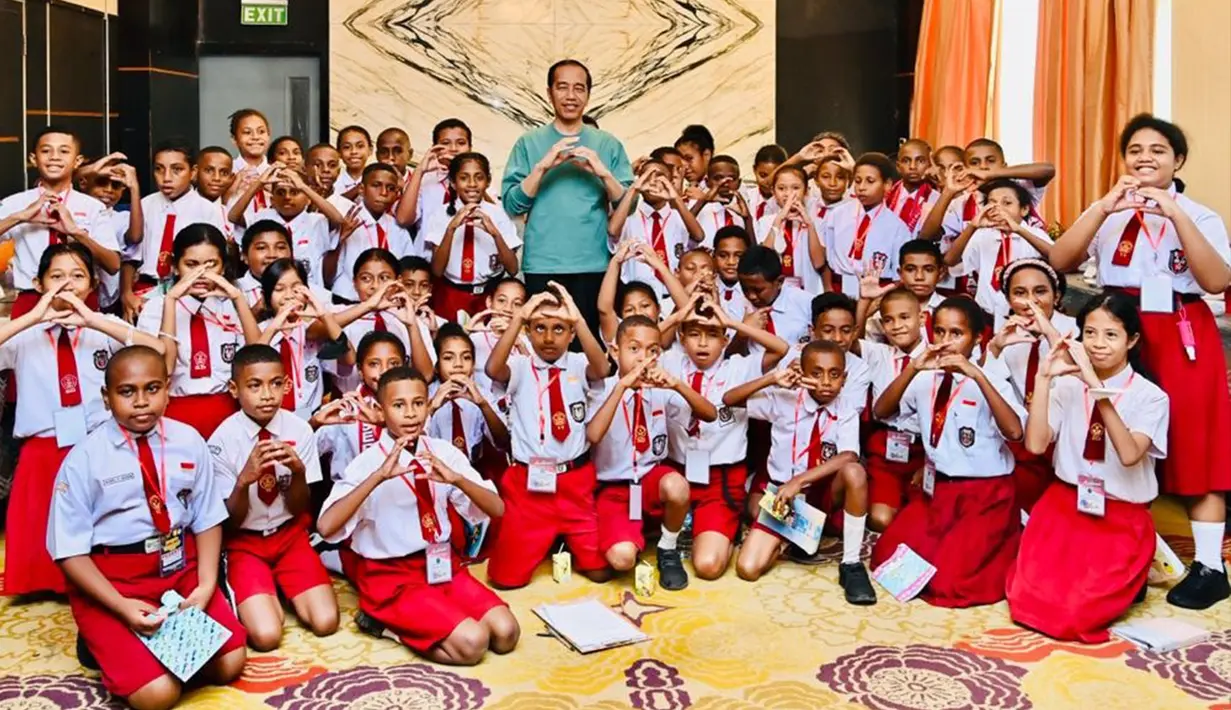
[789,390,837,468]
[177,299,240,333]
[281,324,305,390]
[46,326,83,352]
[121,421,168,508]
[528,364,563,442]
[380,438,441,541]
[1136,211,1168,251]
[1082,373,1135,461]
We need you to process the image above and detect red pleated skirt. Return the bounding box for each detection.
[165,392,239,440]
[1008,439,1054,512]
[871,473,1020,608]
[1006,482,1154,643]
[1135,299,1231,495]
[3,437,71,595]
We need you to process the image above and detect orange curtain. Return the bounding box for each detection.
[910,0,997,148]
[1034,0,1154,228]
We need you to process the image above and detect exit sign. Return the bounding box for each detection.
[241,0,288,26]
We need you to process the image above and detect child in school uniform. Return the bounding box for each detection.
[195,147,236,240]
[325,164,422,302]
[1050,114,1231,609]
[724,340,878,604]
[396,119,473,231]
[375,128,413,183]
[0,127,121,316]
[335,125,373,200]
[76,155,140,313]
[0,244,164,596]
[737,246,813,353]
[712,226,753,322]
[48,346,247,710]
[754,165,825,294]
[257,259,350,420]
[808,293,873,416]
[810,154,853,223]
[943,179,1054,331]
[306,144,355,214]
[863,240,946,344]
[427,324,511,482]
[887,139,940,237]
[399,255,446,346]
[609,159,705,305]
[268,136,304,171]
[1007,292,1169,642]
[870,298,1025,607]
[468,277,529,399]
[691,156,755,244]
[597,242,689,346]
[587,315,717,590]
[136,224,261,438]
[317,367,520,664]
[821,153,912,299]
[742,144,788,223]
[982,259,1076,511]
[227,109,273,222]
[483,285,613,588]
[675,124,714,197]
[211,345,338,651]
[661,299,789,579]
[236,221,293,308]
[423,152,521,321]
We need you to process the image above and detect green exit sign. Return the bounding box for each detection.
[241,0,288,26]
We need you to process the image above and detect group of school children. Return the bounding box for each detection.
[0,103,1227,710]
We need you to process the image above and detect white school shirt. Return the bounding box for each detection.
[209,409,323,532]
[1044,366,1168,503]
[266,323,325,418]
[822,200,911,289]
[48,418,226,558]
[415,170,453,229]
[330,208,422,301]
[506,351,595,465]
[939,193,982,288]
[747,387,860,484]
[982,311,1078,412]
[209,197,235,242]
[716,279,751,323]
[0,187,110,290]
[697,201,745,248]
[251,207,330,289]
[0,322,125,438]
[749,284,813,356]
[741,185,778,223]
[899,368,1023,478]
[1088,188,1231,294]
[591,379,688,482]
[136,190,228,280]
[886,182,941,237]
[237,272,263,308]
[315,399,384,482]
[426,394,493,462]
[228,158,273,228]
[96,208,129,308]
[782,347,873,417]
[471,329,522,417]
[423,201,522,285]
[960,225,1053,321]
[136,294,245,396]
[860,339,926,432]
[660,349,762,465]
[753,213,825,294]
[865,292,946,345]
[332,311,437,391]
[808,196,851,225]
[320,433,494,558]
[612,201,694,302]
[336,170,363,198]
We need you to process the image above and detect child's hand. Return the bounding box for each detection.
[944,169,970,195]
[744,306,772,332]
[728,189,750,218]
[455,376,485,404]
[310,399,357,428]
[168,265,211,300]
[992,317,1037,353]
[795,141,827,164]
[343,389,383,424]
[775,477,804,510]
[612,239,636,265]
[421,144,448,173]
[833,148,856,173]
[1040,338,1080,379]
[702,179,723,205]
[54,291,98,328]
[178,585,215,613]
[1132,186,1177,219]
[911,342,952,371]
[519,292,559,321]
[618,356,656,389]
[859,266,895,300]
[631,155,650,176]
[973,204,998,229]
[657,176,681,202]
[937,352,975,375]
[772,366,801,389]
[15,192,56,224]
[416,450,462,485]
[201,270,243,301]
[118,597,164,636]
[964,167,995,185]
[29,281,69,323]
[546,281,583,324]
[448,203,480,231]
[376,436,415,480]
[684,184,706,201]
[464,309,495,333]
[238,440,280,487]
[642,363,675,389]
[122,287,145,324]
[1063,337,1103,388]
[261,162,286,185]
[338,205,364,243]
[430,380,464,411]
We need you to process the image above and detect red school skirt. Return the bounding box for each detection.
[2,437,71,595]
[865,426,925,509]
[1006,482,1153,643]
[1009,439,1055,513]
[431,278,490,324]
[871,473,1020,608]
[1133,295,1231,495]
[165,392,239,440]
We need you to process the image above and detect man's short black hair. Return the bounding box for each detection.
[547,59,592,91]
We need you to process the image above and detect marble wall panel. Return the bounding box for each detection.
[331,0,775,181]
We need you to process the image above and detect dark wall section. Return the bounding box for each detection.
[0,2,24,193]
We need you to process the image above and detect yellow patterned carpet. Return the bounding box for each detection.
[2,497,1230,709]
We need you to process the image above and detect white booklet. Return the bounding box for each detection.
[1111,618,1209,653]
[533,598,649,654]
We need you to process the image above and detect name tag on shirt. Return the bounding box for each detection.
[885,430,914,463]
[160,527,186,577]
[685,449,710,485]
[425,542,452,584]
[841,273,860,299]
[629,483,643,521]
[922,461,936,497]
[527,457,559,493]
[54,406,88,449]
[1140,274,1175,313]
[1077,474,1106,517]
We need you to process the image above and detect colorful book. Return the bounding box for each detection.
[872,543,937,602]
[755,484,826,555]
[137,590,232,681]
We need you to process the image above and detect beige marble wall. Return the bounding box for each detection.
[330,0,775,181]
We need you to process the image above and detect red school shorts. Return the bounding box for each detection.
[69,537,246,698]
[684,461,748,541]
[596,464,676,552]
[349,552,505,653]
[485,461,606,588]
[224,515,332,605]
[864,427,925,510]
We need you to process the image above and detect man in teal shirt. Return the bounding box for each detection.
[502,59,634,337]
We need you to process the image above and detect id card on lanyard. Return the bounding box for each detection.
[121,422,185,576]
[49,328,88,448]
[528,366,562,494]
[1078,380,1132,517]
[620,395,653,521]
[389,441,453,584]
[1135,215,1174,314]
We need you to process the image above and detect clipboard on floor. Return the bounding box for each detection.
[532,598,649,654]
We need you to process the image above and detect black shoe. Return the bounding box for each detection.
[1133,581,1148,605]
[1167,561,1231,610]
[76,635,99,671]
[656,548,689,591]
[839,562,877,606]
[785,543,826,565]
[354,610,387,639]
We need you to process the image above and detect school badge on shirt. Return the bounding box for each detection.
[221,343,237,363]
[821,441,838,461]
[570,402,586,423]
[93,349,109,370]
[1169,249,1188,274]
[652,435,667,456]
[958,426,975,448]
[717,406,734,424]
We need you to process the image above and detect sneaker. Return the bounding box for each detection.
[839,562,877,606]
[354,610,387,639]
[785,543,826,565]
[1166,561,1231,610]
[76,635,99,671]
[657,548,689,591]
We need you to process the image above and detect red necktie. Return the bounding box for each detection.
[1083,402,1106,462]
[724,209,734,227]
[373,312,387,332]
[723,287,733,302]
[189,309,211,379]
[929,372,955,448]
[650,212,668,266]
[410,459,442,542]
[923,310,934,342]
[901,189,927,232]
[989,231,1013,291]
[962,193,977,221]
[279,336,296,411]
[887,181,903,210]
[1111,213,1143,266]
[157,214,177,279]
[56,328,82,407]
[136,435,171,534]
[807,413,824,468]
[756,201,767,220]
[49,228,65,245]
[817,206,829,221]
[1024,340,1040,405]
[256,428,280,505]
[632,391,650,453]
[451,401,467,450]
[375,222,388,251]
[781,221,796,277]
[460,222,476,282]
[254,189,268,211]
[284,222,294,242]
[850,213,872,260]
[765,313,776,335]
[686,371,704,436]
[443,185,455,204]
[547,366,569,442]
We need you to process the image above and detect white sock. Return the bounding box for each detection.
[842,512,866,565]
[1192,521,1225,570]
[658,526,680,551]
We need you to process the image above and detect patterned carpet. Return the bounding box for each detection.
[2,497,1230,709]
